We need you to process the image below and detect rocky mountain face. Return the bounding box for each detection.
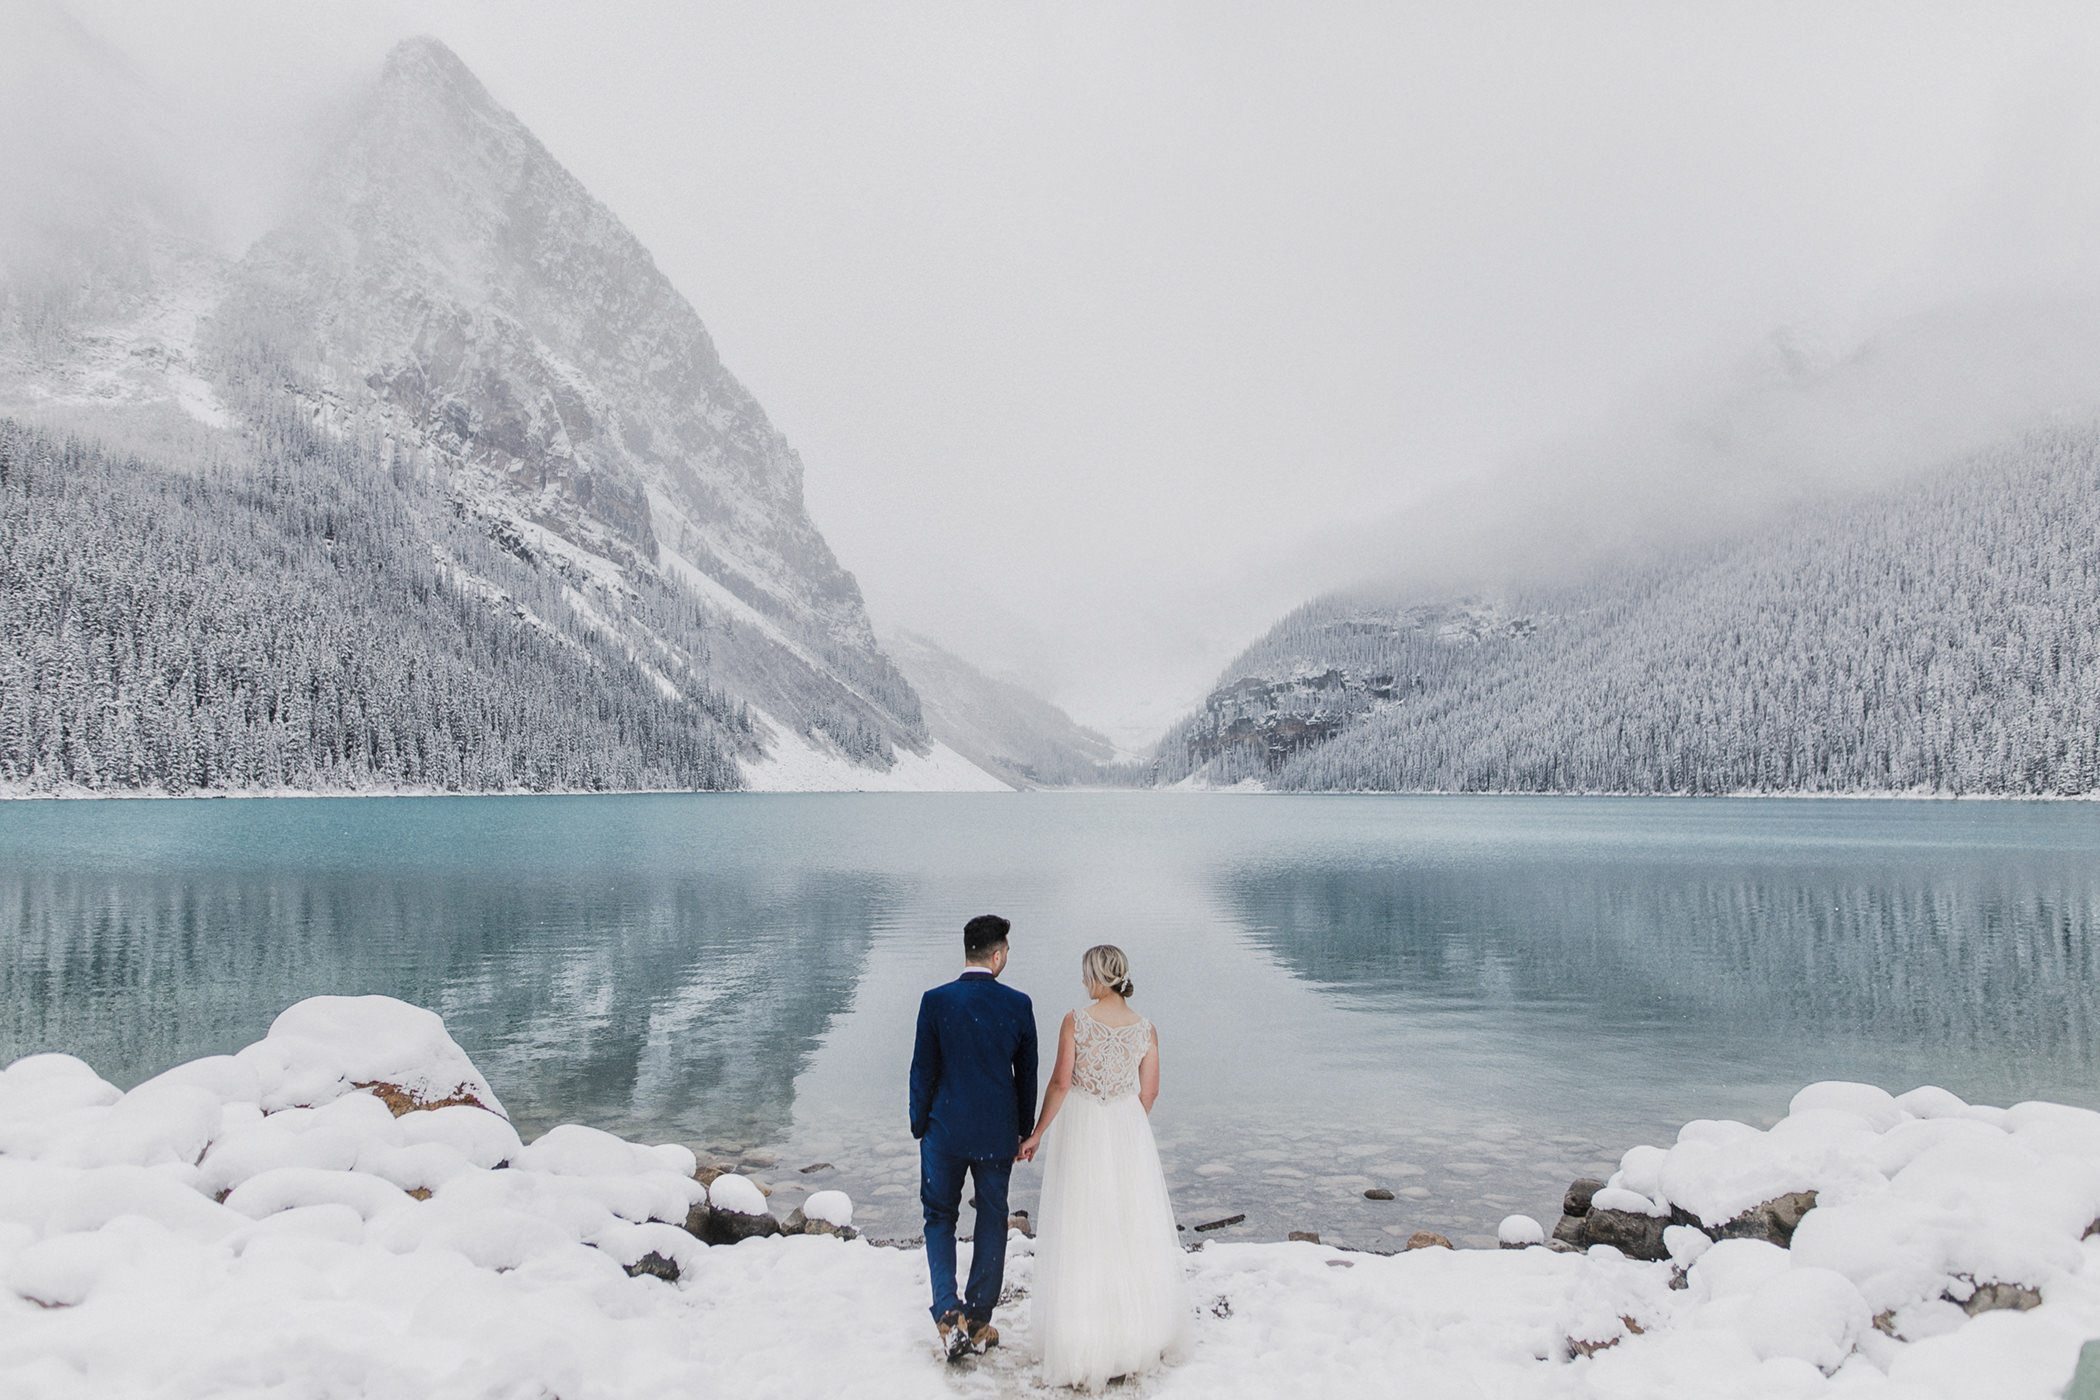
[1164,604,1532,778]
[0,35,973,793]
[1156,430,2100,795]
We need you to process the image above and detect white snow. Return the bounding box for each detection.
[805,1189,854,1229]
[706,1172,768,1217]
[1499,1214,1545,1246]
[1590,1186,1669,1217]
[6,1017,2100,1399]
[739,709,1012,792]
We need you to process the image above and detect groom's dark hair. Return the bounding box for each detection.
[963,914,1011,961]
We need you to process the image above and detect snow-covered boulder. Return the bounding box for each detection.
[786,1189,855,1237]
[234,996,505,1117]
[1735,1265,1874,1371]
[703,1173,780,1243]
[0,1054,123,1158]
[1498,1214,1544,1249]
[514,1122,693,1178]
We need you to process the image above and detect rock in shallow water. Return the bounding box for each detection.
[1404,1232,1453,1251]
[706,1208,782,1245]
[1563,1177,1607,1217]
[1497,1215,1545,1249]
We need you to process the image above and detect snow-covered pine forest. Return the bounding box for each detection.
[0,410,758,794]
[1156,427,2100,795]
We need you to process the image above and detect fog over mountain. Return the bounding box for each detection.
[881,632,1120,789]
[0,32,1015,793]
[1155,425,2100,795]
[13,4,2100,789]
[19,1,2100,744]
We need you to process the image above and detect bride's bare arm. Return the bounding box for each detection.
[1017,1012,1076,1162]
[1138,1024,1160,1114]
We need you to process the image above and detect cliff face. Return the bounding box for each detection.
[229,41,866,628]
[0,35,972,791]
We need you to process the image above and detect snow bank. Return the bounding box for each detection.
[5,1012,2100,1399]
[740,712,1012,792]
[237,995,505,1117]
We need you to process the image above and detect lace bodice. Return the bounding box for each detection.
[1069,1010,1152,1102]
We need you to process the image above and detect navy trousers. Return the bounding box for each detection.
[920,1138,1012,1322]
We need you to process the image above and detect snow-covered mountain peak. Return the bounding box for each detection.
[1,33,994,791]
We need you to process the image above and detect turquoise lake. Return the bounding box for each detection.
[4,793,2098,1248]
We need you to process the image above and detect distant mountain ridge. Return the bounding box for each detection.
[1155,428,2100,795]
[0,35,998,794]
[882,631,1120,788]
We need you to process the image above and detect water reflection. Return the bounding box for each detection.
[1222,811,2100,1106]
[0,797,897,1144]
[9,793,2100,1249]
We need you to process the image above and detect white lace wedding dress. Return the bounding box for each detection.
[1032,1010,1190,1390]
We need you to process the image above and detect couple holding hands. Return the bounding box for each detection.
[908,915,1189,1390]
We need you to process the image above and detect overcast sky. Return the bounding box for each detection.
[35,0,2100,743]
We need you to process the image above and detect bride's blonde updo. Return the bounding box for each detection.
[1081,944,1134,998]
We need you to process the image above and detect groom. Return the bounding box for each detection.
[909,914,1039,1360]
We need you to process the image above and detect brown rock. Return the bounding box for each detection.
[1404,1231,1453,1251]
[682,1200,712,1239]
[1960,1281,2041,1317]
[353,1080,496,1116]
[1564,1315,1644,1360]
[704,1207,782,1245]
[784,1208,849,1238]
[1581,1207,1670,1261]
[1563,1177,1608,1217]
[1364,1188,1395,1201]
[1551,1213,1586,1247]
[1008,1214,1035,1238]
[1713,1190,1818,1248]
[800,1162,835,1175]
[1288,1231,1321,1244]
[626,1250,680,1283]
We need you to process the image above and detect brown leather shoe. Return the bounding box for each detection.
[936,1310,970,1361]
[966,1318,1000,1352]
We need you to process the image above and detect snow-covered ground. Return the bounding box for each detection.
[742,714,1012,792]
[5,997,2100,1399]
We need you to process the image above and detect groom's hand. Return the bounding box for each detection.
[1015,1134,1039,1163]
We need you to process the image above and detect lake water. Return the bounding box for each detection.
[5,793,2099,1249]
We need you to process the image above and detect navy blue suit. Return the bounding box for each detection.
[910,969,1038,1323]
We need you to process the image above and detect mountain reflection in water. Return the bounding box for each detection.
[0,795,896,1144]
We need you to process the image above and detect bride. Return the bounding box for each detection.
[1018,945,1190,1389]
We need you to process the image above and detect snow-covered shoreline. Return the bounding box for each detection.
[5,999,2100,1398]
[7,783,2099,802]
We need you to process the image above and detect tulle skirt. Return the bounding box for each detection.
[1032,1091,1191,1390]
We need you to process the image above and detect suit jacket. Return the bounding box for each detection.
[909,970,1039,1161]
